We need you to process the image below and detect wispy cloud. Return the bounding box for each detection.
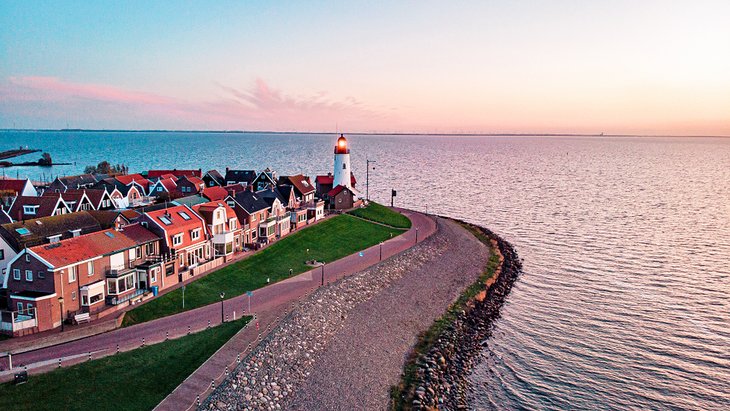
[0,76,394,131]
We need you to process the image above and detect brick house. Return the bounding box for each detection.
[224,169,256,187]
[227,190,269,247]
[138,205,211,288]
[202,170,225,187]
[327,185,361,210]
[2,224,160,335]
[175,175,206,197]
[315,173,357,197]
[8,194,72,221]
[47,174,99,191]
[278,174,316,203]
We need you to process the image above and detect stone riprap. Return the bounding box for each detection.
[203,218,488,410]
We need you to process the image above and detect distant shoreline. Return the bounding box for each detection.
[0,129,728,138]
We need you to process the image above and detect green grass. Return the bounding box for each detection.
[123,213,406,326]
[390,222,500,410]
[0,317,250,411]
[348,202,412,229]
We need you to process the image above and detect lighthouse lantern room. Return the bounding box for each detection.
[333,134,352,189]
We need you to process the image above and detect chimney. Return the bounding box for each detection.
[226,167,229,174]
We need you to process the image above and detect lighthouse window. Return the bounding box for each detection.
[343,163,347,169]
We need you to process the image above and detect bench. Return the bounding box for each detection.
[73,312,90,324]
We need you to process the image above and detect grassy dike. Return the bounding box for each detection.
[390,222,501,410]
[123,210,406,326]
[0,317,251,411]
[347,201,412,229]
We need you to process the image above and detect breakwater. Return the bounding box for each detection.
[392,221,522,410]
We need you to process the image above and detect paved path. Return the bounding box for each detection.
[2,210,436,406]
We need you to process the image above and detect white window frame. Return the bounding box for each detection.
[25,269,32,281]
[172,234,183,246]
[13,268,20,280]
[23,205,37,215]
[190,229,200,241]
[69,265,77,283]
[88,261,94,276]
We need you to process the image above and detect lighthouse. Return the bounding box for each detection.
[333,134,352,189]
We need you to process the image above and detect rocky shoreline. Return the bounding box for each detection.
[395,221,522,410]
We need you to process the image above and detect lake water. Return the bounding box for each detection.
[2,131,729,410]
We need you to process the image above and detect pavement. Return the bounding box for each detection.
[0,209,436,411]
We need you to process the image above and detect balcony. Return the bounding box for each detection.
[213,231,235,245]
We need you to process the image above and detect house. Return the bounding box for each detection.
[0,178,38,208]
[175,175,206,197]
[94,177,147,208]
[201,186,229,201]
[256,188,291,240]
[2,224,161,335]
[252,168,278,191]
[147,169,202,179]
[0,211,103,286]
[87,210,136,230]
[47,174,98,191]
[138,205,210,288]
[224,169,256,186]
[42,190,94,212]
[148,177,178,200]
[192,202,242,257]
[227,191,270,246]
[7,194,72,221]
[72,188,116,210]
[315,173,357,197]
[327,185,361,210]
[202,170,225,187]
[114,174,151,195]
[278,174,316,203]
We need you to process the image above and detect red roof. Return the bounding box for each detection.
[192,201,237,231]
[327,185,354,197]
[201,186,229,201]
[316,174,357,185]
[144,205,207,249]
[116,173,151,188]
[8,194,68,220]
[148,169,201,178]
[285,174,315,195]
[158,177,177,192]
[30,224,159,268]
[0,178,28,194]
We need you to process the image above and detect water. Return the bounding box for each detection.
[2,131,729,410]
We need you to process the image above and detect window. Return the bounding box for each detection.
[179,211,191,220]
[17,302,22,312]
[23,205,38,215]
[38,270,45,279]
[13,268,20,280]
[157,186,163,192]
[230,219,237,230]
[88,261,94,276]
[25,254,30,263]
[135,246,141,259]
[343,163,347,169]
[71,291,76,301]
[106,272,136,295]
[150,268,158,283]
[70,229,81,237]
[15,227,30,236]
[82,295,89,305]
[48,235,61,243]
[69,266,77,282]
[172,234,183,246]
[25,270,32,281]
[160,215,172,225]
[0,249,4,260]
[190,229,200,241]
[146,242,154,255]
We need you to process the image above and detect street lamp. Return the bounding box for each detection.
[415,227,419,244]
[379,242,383,261]
[220,292,225,323]
[58,296,64,332]
[321,262,325,286]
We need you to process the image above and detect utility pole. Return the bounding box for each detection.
[366,159,376,202]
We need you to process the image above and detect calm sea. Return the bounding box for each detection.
[2,131,729,410]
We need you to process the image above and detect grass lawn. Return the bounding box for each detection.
[0,317,250,411]
[348,201,412,229]
[123,213,406,326]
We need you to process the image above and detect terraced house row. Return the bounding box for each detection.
[0,165,352,337]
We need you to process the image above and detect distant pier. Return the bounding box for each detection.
[0,148,41,160]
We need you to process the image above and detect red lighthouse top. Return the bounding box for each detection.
[334,134,350,154]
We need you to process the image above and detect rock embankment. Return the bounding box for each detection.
[402,223,522,410]
[202,218,489,410]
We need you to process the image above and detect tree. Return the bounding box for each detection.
[38,152,52,166]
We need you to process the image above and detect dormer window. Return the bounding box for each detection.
[172,233,183,246]
[190,229,200,241]
[70,229,82,237]
[48,235,61,243]
[23,205,38,215]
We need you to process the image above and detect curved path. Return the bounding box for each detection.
[2,210,435,407]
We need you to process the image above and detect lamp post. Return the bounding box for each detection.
[379,242,383,261]
[366,159,376,202]
[321,262,325,286]
[220,292,225,323]
[58,296,64,332]
[415,227,419,244]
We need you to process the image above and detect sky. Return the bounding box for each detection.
[1,1,729,135]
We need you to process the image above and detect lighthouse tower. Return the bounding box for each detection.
[333,134,352,189]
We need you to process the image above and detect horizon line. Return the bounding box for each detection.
[1,128,729,139]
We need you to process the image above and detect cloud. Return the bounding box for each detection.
[0,76,394,131]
